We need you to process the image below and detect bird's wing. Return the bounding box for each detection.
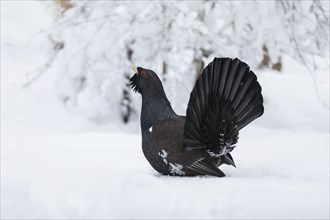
[149,118,185,155]
[182,58,264,157]
[168,150,226,177]
[149,119,224,177]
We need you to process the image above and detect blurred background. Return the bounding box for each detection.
[1,1,329,219]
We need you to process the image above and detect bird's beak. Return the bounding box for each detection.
[131,66,138,73]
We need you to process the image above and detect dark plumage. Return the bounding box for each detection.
[130,58,264,177]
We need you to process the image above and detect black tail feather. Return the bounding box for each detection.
[222,153,236,167]
[183,57,264,159]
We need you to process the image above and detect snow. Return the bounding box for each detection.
[1,1,329,219]
[2,111,329,219]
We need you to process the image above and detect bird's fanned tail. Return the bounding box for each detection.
[182,57,264,176]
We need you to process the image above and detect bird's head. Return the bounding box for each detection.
[129,66,163,95]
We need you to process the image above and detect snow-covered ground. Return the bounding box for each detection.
[1,1,329,219]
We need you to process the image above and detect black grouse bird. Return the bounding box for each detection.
[130,57,264,177]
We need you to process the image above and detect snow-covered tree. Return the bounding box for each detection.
[25,0,329,124]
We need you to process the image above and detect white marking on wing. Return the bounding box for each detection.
[159,150,168,164]
[159,149,167,158]
[169,162,185,175]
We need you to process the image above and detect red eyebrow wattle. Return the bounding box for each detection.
[141,70,148,78]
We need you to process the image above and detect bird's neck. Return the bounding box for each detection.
[140,89,177,132]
